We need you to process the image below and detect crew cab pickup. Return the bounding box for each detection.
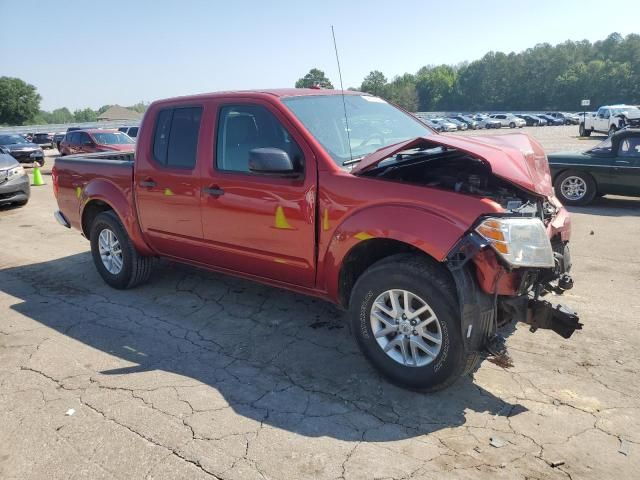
[52,89,581,391]
[580,104,640,137]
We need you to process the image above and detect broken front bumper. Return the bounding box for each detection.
[446,232,582,354]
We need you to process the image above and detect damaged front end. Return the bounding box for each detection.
[446,220,582,365]
[354,133,581,363]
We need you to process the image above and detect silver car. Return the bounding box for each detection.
[489,114,526,128]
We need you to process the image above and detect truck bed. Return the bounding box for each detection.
[54,152,135,232]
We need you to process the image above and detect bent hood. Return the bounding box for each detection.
[351,134,553,197]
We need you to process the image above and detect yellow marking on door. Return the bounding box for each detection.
[354,232,374,241]
[322,208,330,231]
[163,188,174,196]
[274,206,293,229]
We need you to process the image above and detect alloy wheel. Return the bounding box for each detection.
[370,289,442,367]
[98,228,123,275]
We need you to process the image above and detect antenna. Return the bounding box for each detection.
[331,25,353,162]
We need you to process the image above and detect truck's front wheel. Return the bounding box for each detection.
[90,211,153,289]
[349,254,478,391]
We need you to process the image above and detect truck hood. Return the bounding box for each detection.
[351,134,553,197]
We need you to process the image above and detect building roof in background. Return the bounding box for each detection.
[97,105,142,121]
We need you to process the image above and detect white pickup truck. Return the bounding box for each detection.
[579,104,640,137]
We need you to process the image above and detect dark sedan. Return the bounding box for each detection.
[548,128,640,205]
[515,114,542,126]
[32,132,54,149]
[537,114,563,126]
[0,147,30,207]
[0,134,45,166]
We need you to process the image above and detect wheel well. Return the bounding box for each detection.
[82,200,113,239]
[338,238,435,308]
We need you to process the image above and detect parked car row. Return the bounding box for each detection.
[5,124,141,152]
[414,111,581,132]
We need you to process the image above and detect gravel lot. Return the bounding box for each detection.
[1,125,639,479]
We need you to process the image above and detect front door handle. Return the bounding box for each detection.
[203,186,224,197]
[139,179,157,188]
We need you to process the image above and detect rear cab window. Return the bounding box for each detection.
[152,106,202,169]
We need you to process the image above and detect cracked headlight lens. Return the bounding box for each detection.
[476,217,554,268]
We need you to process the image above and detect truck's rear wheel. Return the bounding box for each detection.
[349,254,478,391]
[608,125,617,137]
[90,211,152,289]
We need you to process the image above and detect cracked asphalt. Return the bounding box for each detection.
[1,126,639,479]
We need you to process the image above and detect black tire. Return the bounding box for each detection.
[349,254,479,391]
[553,170,597,206]
[509,122,516,128]
[90,211,152,289]
[579,123,591,137]
[608,125,617,137]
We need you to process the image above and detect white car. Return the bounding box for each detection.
[580,105,640,137]
[489,114,526,128]
[429,118,458,132]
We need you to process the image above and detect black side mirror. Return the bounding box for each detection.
[249,148,297,176]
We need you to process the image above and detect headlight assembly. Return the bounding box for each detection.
[476,217,554,268]
[7,165,26,178]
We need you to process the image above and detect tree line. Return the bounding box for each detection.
[0,76,147,126]
[296,32,640,112]
[2,33,638,126]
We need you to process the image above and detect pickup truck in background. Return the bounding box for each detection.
[580,104,640,137]
[52,89,581,391]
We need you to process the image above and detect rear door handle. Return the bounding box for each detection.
[203,186,224,197]
[139,179,157,188]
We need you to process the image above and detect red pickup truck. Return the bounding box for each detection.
[52,89,581,391]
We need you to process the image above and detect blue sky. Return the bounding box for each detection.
[1,0,638,111]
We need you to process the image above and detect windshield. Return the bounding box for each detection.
[282,94,432,165]
[0,135,28,145]
[588,137,612,154]
[612,106,640,116]
[92,132,135,145]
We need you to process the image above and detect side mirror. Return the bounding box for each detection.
[83,140,93,146]
[249,148,297,176]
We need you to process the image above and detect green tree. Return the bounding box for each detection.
[295,68,334,89]
[49,108,74,124]
[360,70,388,97]
[73,108,98,123]
[386,74,418,111]
[0,77,41,125]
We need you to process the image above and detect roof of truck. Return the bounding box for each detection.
[151,88,367,106]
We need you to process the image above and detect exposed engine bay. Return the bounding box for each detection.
[359,147,541,215]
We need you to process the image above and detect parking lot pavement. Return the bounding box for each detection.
[1,137,639,479]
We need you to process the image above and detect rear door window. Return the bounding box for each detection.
[152,107,202,169]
